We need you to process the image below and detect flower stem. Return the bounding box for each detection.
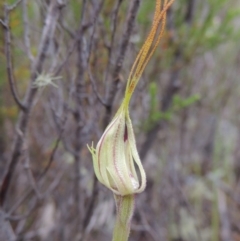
[112,194,135,241]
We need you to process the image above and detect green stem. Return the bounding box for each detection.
[112,194,135,241]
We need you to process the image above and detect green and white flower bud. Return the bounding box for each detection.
[88,1,175,239]
[88,105,146,196]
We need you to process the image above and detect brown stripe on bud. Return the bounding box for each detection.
[124,124,128,142]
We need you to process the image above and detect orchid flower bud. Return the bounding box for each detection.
[88,1,175,240]
[88,104,146,196]
[88,0,175,197]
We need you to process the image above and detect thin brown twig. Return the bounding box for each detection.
[138,210,159,241]
[88,67,107,106]
[103,0,124,84]
[24,160,42,200]
[0,19,6,27]
[0,209,16,241]
[87,0,104,63]
[3,6,26,111]
[87,1,106,106]
[5,170,63,225]
[42,170,64,197]
[5,198,37,221]
[59,19,75,38]
[7,140,62,214]
[54,40,77,76]
[0,0,64,207]
[22,0,34,62]
[6,162,64,218]
[82,175,98,230]
[39,108,68,179]
[72,0,88,233]
[7,0,23,11]
[49,98,78,157]
[104,0,141,125]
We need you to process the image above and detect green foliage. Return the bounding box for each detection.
[137,1,155,25]
[184,0,240,53]
[9,5,23,36]
[5,0,17,4]
[69,0,82,23]
[172,94,201,111]
[143,82,200,131]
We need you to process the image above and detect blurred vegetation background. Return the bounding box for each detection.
[1,0,240,240]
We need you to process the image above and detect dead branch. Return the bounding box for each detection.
[103,0,124,84]
[0,209,16,241]
[22,0,34,62]
[2,6,26,111]
[104,0,141,125]
[0,0,64,207]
